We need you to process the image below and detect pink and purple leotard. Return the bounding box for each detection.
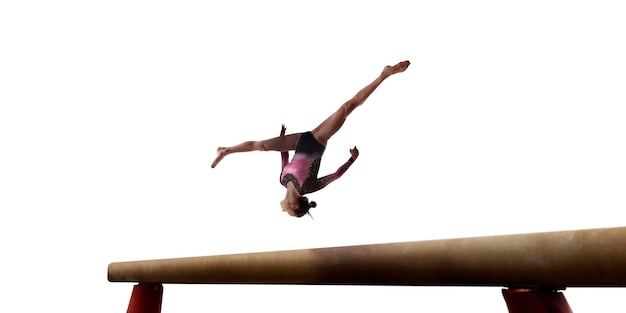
[280,131,354,195]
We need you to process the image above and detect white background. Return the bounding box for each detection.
[1,1,625,312]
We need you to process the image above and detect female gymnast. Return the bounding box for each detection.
[211,60,410,217]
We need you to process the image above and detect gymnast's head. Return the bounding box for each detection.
[281,196,316,218]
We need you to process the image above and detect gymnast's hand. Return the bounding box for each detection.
[280,124,286,136]
[350,146,359,160]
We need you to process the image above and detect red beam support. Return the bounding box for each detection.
[502,289,573,313]
[127,283,163,313]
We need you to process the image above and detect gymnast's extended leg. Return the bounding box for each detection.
[211,133,301,168]
[311,60,410,146]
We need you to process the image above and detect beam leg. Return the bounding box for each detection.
[502,288,572,313]
[127,283,163,313]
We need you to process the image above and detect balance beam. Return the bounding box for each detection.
[108,226,626,288]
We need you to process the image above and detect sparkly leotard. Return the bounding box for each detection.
[280,132,355,194]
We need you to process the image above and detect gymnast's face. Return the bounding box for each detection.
[280,199,297,217]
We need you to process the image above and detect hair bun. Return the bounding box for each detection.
[310,201,317,208]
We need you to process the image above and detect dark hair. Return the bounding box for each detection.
[294,196,316,218]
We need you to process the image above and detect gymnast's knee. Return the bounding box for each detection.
[256,141,269,151]
[342,100,358,115]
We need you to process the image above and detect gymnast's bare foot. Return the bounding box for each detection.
[382,60,410,77]
[211,147,227,168]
